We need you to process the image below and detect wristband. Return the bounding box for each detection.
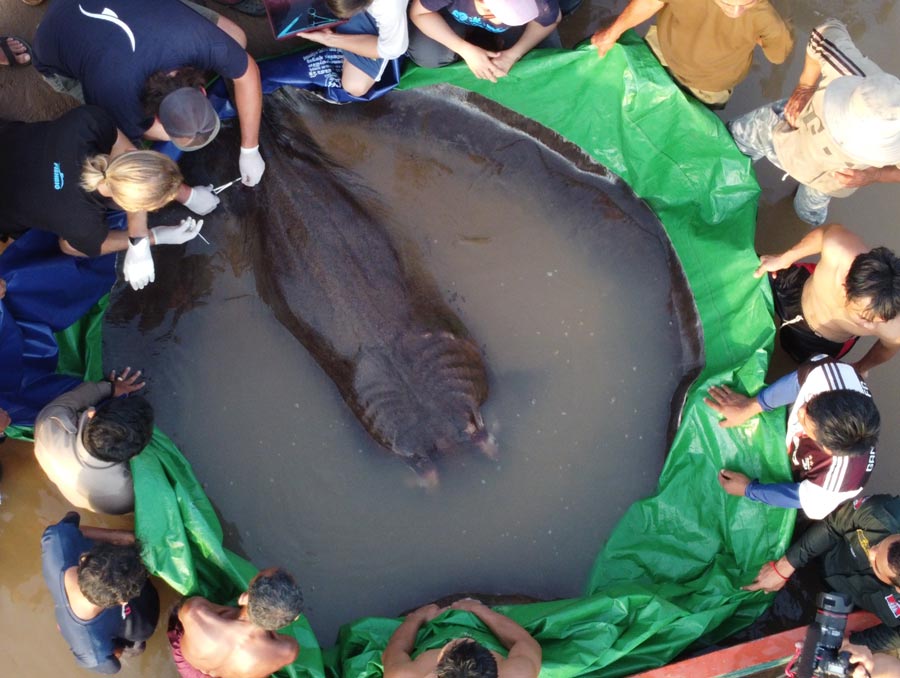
[771,560,790,581]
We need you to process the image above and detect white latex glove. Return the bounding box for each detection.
[239,145,265,186]
[183,185,220,215]
[151,217,204,246]
[123,237,155,290]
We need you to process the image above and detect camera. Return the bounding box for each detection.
[789,592,854,678]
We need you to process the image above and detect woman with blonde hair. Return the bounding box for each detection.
[0,105,216,290]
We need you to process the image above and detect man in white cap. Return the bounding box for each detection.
[729,19,900,226]
[33,0,265,192]
[591,0,792,108]
[408,0,561,82]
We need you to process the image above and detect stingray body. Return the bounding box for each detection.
[246,88,492,485]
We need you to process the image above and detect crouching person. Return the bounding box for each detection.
[41,512,160,674]
[34,368,151,515]
[168,567,304,678]
[302,0,410,97]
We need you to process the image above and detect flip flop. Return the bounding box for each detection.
[0,36,33,68]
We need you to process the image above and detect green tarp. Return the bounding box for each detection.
[24,33,796,678]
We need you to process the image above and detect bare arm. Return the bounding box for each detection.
[753,224,863,277]
[591,0,664,58]
[232,54,262,149]
[784,51,823,126]
[79,525,136,545]
[383,604,444,678]
[59,226,171,257]
[449,600,541,678]
[852,337,900,379]
[303,30,380,59]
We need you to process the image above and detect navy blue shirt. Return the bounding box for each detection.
[41,514,158,674]
[422,0,559,32]
[0,106,117,256]
[33,0,249,140]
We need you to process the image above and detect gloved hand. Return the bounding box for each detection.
[123,237,155,290]
[239,145,265,186]
[151,217,204,246]
[183,185,220,215]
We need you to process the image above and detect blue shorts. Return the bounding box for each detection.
[335,12,388,81]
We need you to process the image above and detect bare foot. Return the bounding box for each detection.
[0,38,31,67]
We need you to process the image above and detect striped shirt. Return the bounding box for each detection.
[772,20,890,197]
[787,357,875,519]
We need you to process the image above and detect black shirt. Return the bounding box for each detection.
[0,106,117,257]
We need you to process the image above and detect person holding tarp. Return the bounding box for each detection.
[167,567,304,678]
[407,0,561,83]
[705,355,880,520]
[753,225,900,376]
[729,19,900,226]
[32,0,266,187]
[300,0,410,97]
[0,106,207,290]
[591,0,792,108]
[383,598,541,678]
[743,495,900,653]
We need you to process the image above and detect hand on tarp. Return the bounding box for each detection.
[458,43,504,83]
[240,145,265,186]
[742,556,794,593]
[123,237,155,290]
[704,385,762,427]
[184,185,221,216]
[717,469,751,497]
[152,218,205,246]
[591,27,619,59]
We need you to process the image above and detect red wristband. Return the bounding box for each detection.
[771,560,790,581]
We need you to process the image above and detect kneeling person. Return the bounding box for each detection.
[42,512,160,674]
[34,368,151,515]
[706,356,879,519]
[302,0,410,97]
[408,0,561,83]
[168,567,303,678]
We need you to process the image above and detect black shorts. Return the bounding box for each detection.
[769,264,858,363]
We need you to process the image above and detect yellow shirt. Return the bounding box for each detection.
[656,0,793,92]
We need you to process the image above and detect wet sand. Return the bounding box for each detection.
[3,0,900,674]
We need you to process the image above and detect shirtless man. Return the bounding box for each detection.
[168,567,304,678]
[754,224,900,377]
[383,598,541,678]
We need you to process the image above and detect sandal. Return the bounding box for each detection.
[0,36,33,68]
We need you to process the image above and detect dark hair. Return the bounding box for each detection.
[84,396,154,462]
[436,640,498,678]
[247,569,304,630]
[887,540,900,587]
[78,542,148,608]
[141,67,207,118]
[844,247,900,321]
[805,390,880,456]
[325,0,373,18]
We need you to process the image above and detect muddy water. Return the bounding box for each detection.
[3,0,900,673]
[102,86,694,643]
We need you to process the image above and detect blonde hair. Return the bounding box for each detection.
[81,150,182,212]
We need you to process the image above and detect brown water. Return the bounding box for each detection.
[3,0,900,674]
[102,85,694,644]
